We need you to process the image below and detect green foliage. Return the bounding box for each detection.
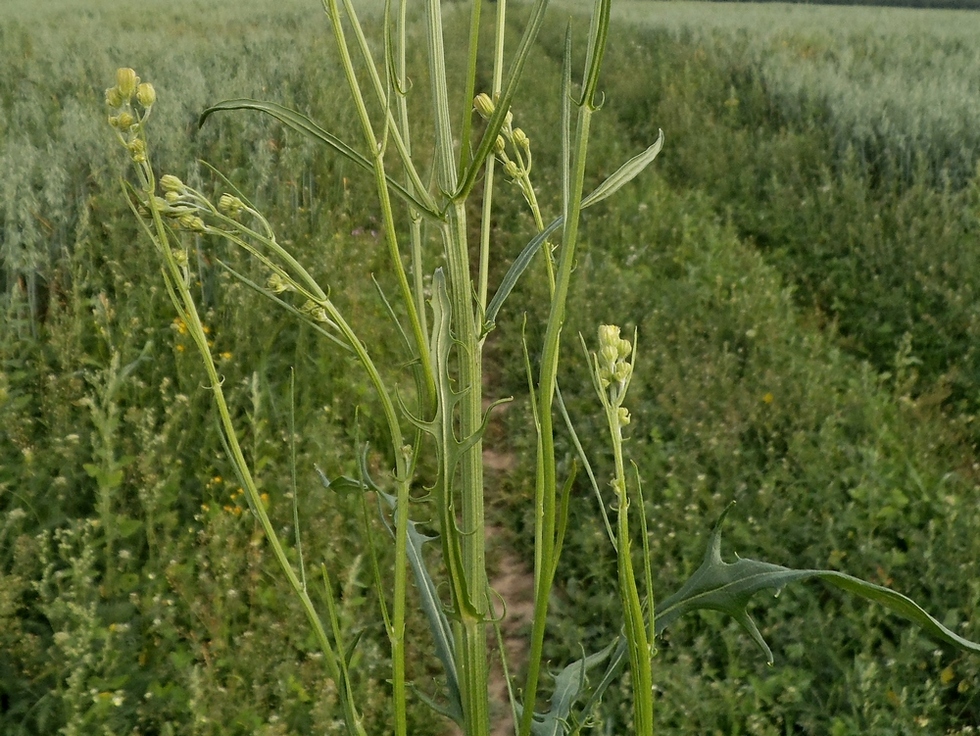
[3,0,980,734]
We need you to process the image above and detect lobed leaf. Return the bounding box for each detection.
[656,504,980,663]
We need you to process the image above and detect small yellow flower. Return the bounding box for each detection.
[762,392,774,404]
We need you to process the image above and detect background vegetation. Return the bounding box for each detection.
[2,0,979,734]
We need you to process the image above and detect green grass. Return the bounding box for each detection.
[2,0,980,734]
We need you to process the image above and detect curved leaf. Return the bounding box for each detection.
[199,99,441,220]
[656,504,980,663]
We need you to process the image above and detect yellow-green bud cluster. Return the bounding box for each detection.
[105,68,157,165]
[596,324,634,407]
[475,91,534,186]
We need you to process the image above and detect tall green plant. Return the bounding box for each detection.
[105,1,979,734]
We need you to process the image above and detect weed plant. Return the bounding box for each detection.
[104,2,979,736]
[4,1,980,734]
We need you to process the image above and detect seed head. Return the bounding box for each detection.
[116,68,139,99]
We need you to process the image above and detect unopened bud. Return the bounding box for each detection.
[267,273,294,294]
[512,128,529,150]
[136,82,156,107]
[160,174,184,193]
[105,86,124,108]
[218,193,245,216]
[474,93,495,120]
[494,135,506,155]
[598,324,621,348]
[171,248,189,267]
[127,138,147,163]
[300,300,329,323]
[617,407,631,426]
[164,191,180,204]
[599,344,619,368]
[116,68,139,99]
[503,160,520,179]
[617,337,632,360]
[177,213,205,231]
[613,362,632,384]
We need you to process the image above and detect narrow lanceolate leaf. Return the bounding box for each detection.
[483,131,665,332]
[656,504,980,664]
[199,99,441,220]
[580,130,664,209]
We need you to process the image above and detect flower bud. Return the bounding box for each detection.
[177,213,205,231]
[503,160,520,179]
[164,191,180,204]
[116,68,139,99]
[512,128,529,150]
[503,110,514,130]
[267,273,294,293]
[105,86,124,108]
[494,135,506,155]
[617,337,632,360]
[171,248,189,267]
[127,138,147,163]
[159,174,184,193]
[218,193,245,216]
[136,82,156,108]
[617,407,631,427]
[300,300,329,323]
[474,93,495,120]
[598,324,621,348]
[613,361,632,384]
[599,344,619,369]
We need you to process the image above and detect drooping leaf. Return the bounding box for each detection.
[656,504,980,663]
[199,99,441,220]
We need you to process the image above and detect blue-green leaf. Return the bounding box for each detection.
[656,504,980,663]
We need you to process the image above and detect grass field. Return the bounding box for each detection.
[2,0,980,734]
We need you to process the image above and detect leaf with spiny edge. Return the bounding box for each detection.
[655,503,980,663]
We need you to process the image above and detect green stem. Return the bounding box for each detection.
[519,101,595,736]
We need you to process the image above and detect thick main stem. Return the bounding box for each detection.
[444,200,490,735]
